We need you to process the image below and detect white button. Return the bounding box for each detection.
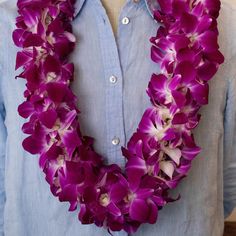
[109,75,117,84]
[112,137,120,145]
[122,17,130,25]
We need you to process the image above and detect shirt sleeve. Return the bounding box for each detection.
[223,57,236,218]
[0,68,7,235]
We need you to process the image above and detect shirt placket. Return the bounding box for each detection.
[92,0,127,170]
[91,1,142,235]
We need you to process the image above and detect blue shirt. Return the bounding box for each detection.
[0,0,236,235]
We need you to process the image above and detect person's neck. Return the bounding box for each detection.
[101,0,126,36]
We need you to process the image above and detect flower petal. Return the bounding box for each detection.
[159,161,175,179]
[18,101,34,118]
[126,157,147,191]
[130,199,149,222]
[197,62,217,81]
[176,61,196,83]
[39,109,57,128]
[61,130,82,157]
[148,200,158,224]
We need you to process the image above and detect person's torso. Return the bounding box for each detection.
[0,0,234,235]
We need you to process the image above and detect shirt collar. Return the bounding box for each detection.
[73,0,159,18]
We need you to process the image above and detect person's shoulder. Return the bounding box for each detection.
[0,0,17,42]
[221,0,236,10]
[219,0,236,37]
[215,0,236,83]
[0,0,18,69]
[0,0,17,11]
[0,0,17,23]
[218,0,236,63]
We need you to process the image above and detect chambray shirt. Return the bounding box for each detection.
[0,0,236,235]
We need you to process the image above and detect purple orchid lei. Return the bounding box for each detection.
[12,0,224,233]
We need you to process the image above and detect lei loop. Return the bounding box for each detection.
[13,0,224,233]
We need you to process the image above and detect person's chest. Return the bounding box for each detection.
[69,0,161,167]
